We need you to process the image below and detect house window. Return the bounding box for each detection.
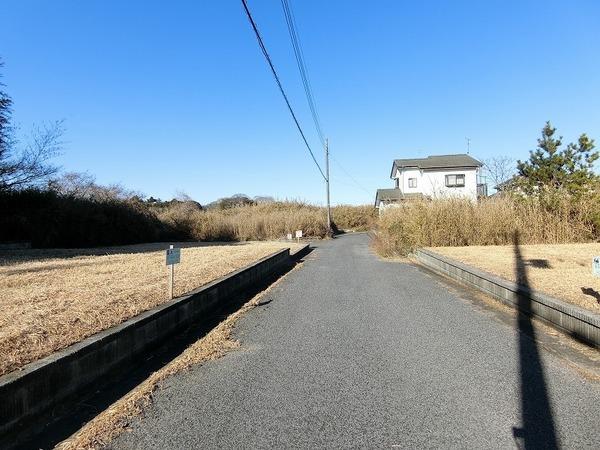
[408,178,417,188]
[445,174,465,187]
[395,178,399,189]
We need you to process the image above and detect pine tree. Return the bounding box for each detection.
[517,122,598,196]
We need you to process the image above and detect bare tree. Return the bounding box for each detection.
[0,120,64,191]
[48,171,142,201]
[47,171,96,198]
[483,156,516,189]
[0,59,14,169]
[0,59,64,191]
[174,190,194,202]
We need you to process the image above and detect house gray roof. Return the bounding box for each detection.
[495,175,521,191]
[390,154,482,177]
[374,189,424,206]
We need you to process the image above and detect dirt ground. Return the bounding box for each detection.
[0,241,300,377]
[431,243,600,313]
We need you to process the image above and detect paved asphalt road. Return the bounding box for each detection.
[113,233,600,449]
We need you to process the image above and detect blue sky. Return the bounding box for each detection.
[1,1,599,205]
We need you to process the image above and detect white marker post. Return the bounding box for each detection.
[593,256,600,278]
[295,230,302,244]
[166,245,181,299]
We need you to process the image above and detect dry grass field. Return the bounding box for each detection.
[0,241,300,377]
[431,243,600,312]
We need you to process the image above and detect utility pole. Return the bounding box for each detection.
[325,138,332,234]
[466,137,471,154]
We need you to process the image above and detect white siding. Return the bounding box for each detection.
[392,167,479,200]
[402,168,421,194]
[422,169,478,200]
[395,168,404,190]
[377,202,401,215]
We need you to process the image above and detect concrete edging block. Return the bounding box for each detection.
[415,249,600,348]
[0,245,308,437]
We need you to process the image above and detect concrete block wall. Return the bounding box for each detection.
[416,249,600,348]
[0,246,307,437]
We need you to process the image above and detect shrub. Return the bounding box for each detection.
[373,196,598,256]
[1,191,377,248]
[189,201,329,241]
[331,205,377,231]
[0,189,178,248]
[154,200,203,239]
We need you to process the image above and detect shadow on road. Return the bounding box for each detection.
[511,231,559,450]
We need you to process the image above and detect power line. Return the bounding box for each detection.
[279,0,331,230]
[280,0,325,148]
[278,1,370,207]
[240,0,326,181]
[330,153,371,195]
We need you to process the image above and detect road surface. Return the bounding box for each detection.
[113,233,600,449]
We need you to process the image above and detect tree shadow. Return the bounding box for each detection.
[525,259,552,269]
[581,287,600,304]
[511,231,559,450]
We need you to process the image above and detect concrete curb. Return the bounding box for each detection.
[292,243,311,260]
[0,244,310,437]
[416,249,600,348]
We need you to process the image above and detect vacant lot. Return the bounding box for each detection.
[431,243,600,312]
[0,241,300,377]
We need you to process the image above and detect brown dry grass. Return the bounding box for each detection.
[0,241,300,377]
[158,201,331,241]
[157,201,376,241]
[431,243,600,312]
[54,265,295,450]
[374,196,597,256]
[331,205,377,231]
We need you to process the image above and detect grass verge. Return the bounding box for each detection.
[0,241,299,376]
[431,243,600,312]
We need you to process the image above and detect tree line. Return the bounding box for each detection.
[1,55,598,247]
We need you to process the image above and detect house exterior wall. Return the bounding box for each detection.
[401,168,421,194]
[377,202,401,215]
[393,167,479,200]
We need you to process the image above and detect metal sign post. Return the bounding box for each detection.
[166,245,181,299]
[295,230,302,244]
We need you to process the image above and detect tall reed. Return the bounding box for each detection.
[373,196,598,256]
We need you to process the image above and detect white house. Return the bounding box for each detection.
[375,154,486,210]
